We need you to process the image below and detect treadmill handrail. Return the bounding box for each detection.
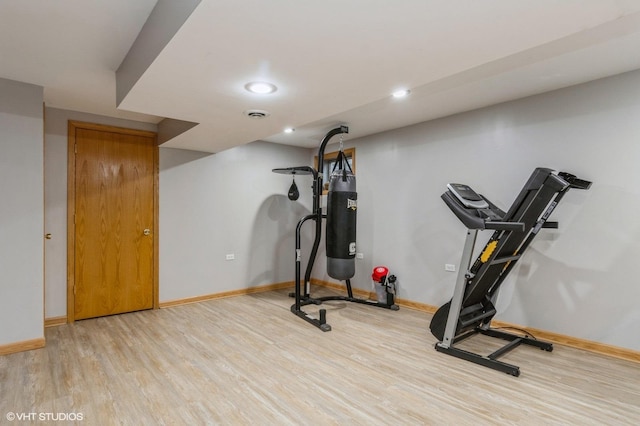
[441,191,524,232]
[485,221,525,232]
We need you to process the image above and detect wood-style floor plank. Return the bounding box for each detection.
[1,287,639,425]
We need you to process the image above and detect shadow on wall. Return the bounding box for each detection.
[496,185,640,349]
[247,194,313,287]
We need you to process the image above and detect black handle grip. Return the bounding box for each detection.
[484,221,525,232]
[441,192,485,229]
[442,192,525,232]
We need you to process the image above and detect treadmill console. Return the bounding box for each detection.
[447,183,489,209]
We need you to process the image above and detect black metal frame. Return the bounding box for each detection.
[279,126,399,332]
[435,326,553,376]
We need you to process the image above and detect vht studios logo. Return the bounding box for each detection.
[6,412,84,422]
[347,198,357,211]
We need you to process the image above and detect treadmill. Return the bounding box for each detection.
[430,167,592,376]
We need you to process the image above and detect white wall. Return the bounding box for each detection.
[159,141,313,302]
[38,70,640,352]
[43,108,157,318]
[313,70,640,350]
[0,79,44,346]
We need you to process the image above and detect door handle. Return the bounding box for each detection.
[143,229,151,236]
[45,233,52,240]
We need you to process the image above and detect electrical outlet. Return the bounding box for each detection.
[445,264,456,272]
[225,254,235,260]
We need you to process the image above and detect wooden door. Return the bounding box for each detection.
[68,122,158,321]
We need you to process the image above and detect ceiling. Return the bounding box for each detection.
[2,0,640,152]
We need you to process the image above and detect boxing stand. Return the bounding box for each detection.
[273,126,398,332]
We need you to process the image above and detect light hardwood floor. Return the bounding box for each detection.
[2,288,639,425]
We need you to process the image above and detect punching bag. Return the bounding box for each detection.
[326,164,357,280]
[288,178,299,200]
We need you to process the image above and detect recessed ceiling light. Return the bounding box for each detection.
[392,89,410,98]
[284,127,295,133]
[245,81,277,94]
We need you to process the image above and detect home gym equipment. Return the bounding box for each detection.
[431,167,591,376]
[372,266,397,304]
[272,126,398,331]
[287,176,299,201]
[326,148,357,280]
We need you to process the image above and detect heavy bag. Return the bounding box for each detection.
[326,169,357,280]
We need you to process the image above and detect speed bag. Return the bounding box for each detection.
[326,171,357,280]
